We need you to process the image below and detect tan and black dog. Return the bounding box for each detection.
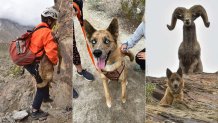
[160,68,184,106]
[84,18,134,108]
[36,49,62,88]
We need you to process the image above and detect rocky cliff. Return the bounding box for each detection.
[146,73,218,123]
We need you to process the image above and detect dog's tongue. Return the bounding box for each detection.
[97,57,106,69]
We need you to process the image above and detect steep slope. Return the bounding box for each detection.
[0,19,32,43]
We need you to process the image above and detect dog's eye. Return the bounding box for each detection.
[170,79,174,81]
[91,40,97,44]
[176,78,180,81]
[104,39,110,44]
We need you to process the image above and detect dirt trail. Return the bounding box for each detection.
[72,2,145,123]
[0,48,71,123]
[146,73,218,123]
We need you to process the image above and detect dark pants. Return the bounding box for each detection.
[73,22,81,65]
[135,48,146,70]
[24,62,49,110]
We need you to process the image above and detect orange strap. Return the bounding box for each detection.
[73,2,96,67]
[73,2,83,25]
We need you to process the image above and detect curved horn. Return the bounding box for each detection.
[190,5,210,27]
[167,7,186,30]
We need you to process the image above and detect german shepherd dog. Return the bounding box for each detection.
[160,68,184,106]
[84,18,134,108]
[36,47,62,88]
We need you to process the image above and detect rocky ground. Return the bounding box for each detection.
[72,1,145,123]
[146,73,218,123]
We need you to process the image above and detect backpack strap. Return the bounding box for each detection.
[33,26,48,33]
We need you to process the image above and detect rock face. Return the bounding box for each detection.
[53,0,72,110]
[146,73,218,123]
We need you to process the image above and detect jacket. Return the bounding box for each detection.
[29,22,58,65]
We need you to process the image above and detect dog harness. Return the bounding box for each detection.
[101,61,125,81]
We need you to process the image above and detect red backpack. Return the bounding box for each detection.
[9,26,47,66]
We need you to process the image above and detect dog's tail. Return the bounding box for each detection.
[123,51,134,62]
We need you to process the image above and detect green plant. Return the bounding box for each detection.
[145,82,156,103]
[8,65,24,77]
[120,0,145,25]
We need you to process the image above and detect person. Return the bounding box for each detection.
[24,7,59,119]
[120,15,146,70]
[72,0,95,98]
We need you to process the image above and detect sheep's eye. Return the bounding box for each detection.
[104,38,110,44]
[91,40,97,44]
[192,13,198,17]
[178,14,183,18]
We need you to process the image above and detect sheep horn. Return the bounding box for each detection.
[167,7,186,30]
[190,5,210,27]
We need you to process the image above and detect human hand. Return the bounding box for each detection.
[137,52,146,60]
[120,43,128,53]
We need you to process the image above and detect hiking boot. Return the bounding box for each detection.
[43,98,53,103]
[77,69,94,81]
[31,110,48,120]
[73,88,79,99]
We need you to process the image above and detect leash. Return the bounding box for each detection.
[73,2,96,68]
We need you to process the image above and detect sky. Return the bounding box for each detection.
[0,0,54,26]
[146,0,218,77]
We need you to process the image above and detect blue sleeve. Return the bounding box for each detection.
[122,22,145,49]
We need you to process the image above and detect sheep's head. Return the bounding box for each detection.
[167,5,210,30]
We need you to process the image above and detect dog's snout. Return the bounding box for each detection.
[93,50,102,58]
[174,84,178,88]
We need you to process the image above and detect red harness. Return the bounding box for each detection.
[101,61,125,81]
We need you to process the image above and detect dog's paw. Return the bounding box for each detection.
[106,101,112,108]
[106,97,112,108]
[122,97,126,103]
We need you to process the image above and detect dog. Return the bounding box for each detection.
[36,45,62,88]
[84,18,134,108]
[160,68,184,106]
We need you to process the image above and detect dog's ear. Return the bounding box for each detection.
[84,19,96,40]
[107,18,119,41]
[166,68,172,79]
[177,67,183,77]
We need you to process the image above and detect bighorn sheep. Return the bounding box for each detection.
[167,5,210,74]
